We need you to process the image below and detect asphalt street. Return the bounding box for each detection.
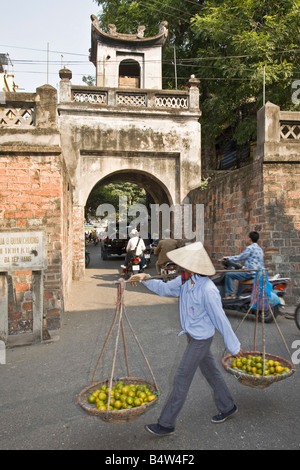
[0,243,299,452]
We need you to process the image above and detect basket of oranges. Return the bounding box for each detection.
[78,280,161,423]
[78,377,160,423]
[221,351,295,389]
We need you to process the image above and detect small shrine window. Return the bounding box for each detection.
[119,59,140,88]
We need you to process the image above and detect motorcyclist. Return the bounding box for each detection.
[222,231,264,299]
[154,230,184,274]
[121,229,146,270]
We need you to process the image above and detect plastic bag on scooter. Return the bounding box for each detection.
[251,268,281,310]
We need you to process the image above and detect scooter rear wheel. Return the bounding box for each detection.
[251,304,279,323]
[295,304,300,331]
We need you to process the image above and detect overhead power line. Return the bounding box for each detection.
[0,44,88,57]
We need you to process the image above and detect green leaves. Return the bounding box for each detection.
[85,183,147,219]
[94,0,300,149]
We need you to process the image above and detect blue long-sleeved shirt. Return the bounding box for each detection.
[228,242,264,274]
[142,274,241,355]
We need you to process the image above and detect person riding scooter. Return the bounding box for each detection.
[154,230,184,274]
[222,231,264,299]
[121,229,146,270]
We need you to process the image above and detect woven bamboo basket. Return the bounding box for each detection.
[221,351,295,389]
[78,280,161,424]
[78,376,160,423]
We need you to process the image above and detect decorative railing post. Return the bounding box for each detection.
[59,67,72,102]
[188,75,200,112]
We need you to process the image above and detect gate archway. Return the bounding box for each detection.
[91,169,173,206]
[84,169,173,244]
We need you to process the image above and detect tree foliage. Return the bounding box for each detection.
[93,0,300,146]
[85,183,147,220]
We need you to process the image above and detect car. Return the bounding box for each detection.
[100,229,130,260]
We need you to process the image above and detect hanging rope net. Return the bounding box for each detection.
[78,278,160,423]
[222,269,295,389]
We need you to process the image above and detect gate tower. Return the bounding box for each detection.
[58,16,202,279]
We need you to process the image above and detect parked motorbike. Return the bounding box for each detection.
[212,259,289,323]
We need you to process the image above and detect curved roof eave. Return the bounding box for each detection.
[90,16,168,64]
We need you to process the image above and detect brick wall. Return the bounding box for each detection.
[0,86,74,341]
[0,151,73,333]
[189,158,264,269]
[190,159,300,304]
[263,163,300,302]
[190,103,300,305]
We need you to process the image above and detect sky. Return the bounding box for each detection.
[1,0,100,92]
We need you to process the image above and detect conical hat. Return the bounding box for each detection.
[167,241,216,276]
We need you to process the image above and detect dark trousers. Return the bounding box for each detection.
[158,335,235,428]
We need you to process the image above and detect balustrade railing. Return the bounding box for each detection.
[70,87,190,111]
[116,92,147,107]
[72,90,107,105]
[155,94,188,109]
[0,94,35,127]
[280,121,300,140]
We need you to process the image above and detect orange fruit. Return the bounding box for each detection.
[148,394,156,402]
[98,392,107,402]
[88,394,96,404]
[114,400,122,409]
[120,394,127,403]
[126,396,134,405]
[134,398,142,407]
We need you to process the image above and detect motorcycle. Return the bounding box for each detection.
[160,261,179,281]
[212,259,289,323]
[144,247,152,266]
[124,252,145,280]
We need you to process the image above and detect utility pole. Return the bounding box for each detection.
[47,43,50,84]
[174,45,177,90]
[263,65,266,106]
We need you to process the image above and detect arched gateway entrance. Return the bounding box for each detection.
[86,170,172,244]
[58,18,202,280]
[95,170,172,206]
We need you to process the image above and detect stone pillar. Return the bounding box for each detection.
[255,101,280,159]
[72,205,85,280]
[188,75,200,112]
[0,273,8,343]
[32,271,44,342]
[59,67,72,102]
[35,84,58,128]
